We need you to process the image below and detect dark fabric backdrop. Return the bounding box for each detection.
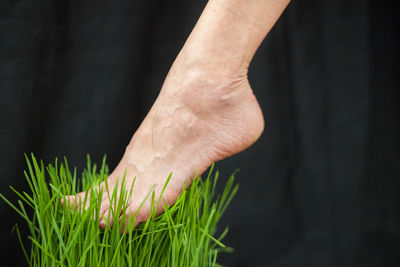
[1,0,399,266]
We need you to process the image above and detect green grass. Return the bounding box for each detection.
[1,154,238,267]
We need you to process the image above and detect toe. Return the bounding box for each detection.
[98,198,110,221]
[61,190,92,211]
[60,195,75,207]
[100,208,113,230]
[119,209,140,233]
[75,191,90,210]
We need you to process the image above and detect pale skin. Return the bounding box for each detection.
[65,0,291,230]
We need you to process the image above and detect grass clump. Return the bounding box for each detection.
[1,154,238,267]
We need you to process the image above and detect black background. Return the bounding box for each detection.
[0,0,399,266]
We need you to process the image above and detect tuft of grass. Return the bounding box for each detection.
[1,154,238,267]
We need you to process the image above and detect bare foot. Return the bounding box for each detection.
[67,62,264,229]
[60,0,294,231]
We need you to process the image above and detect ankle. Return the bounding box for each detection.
[165,59,251,102]
[162,67,251,120]
[171,50,249,82]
